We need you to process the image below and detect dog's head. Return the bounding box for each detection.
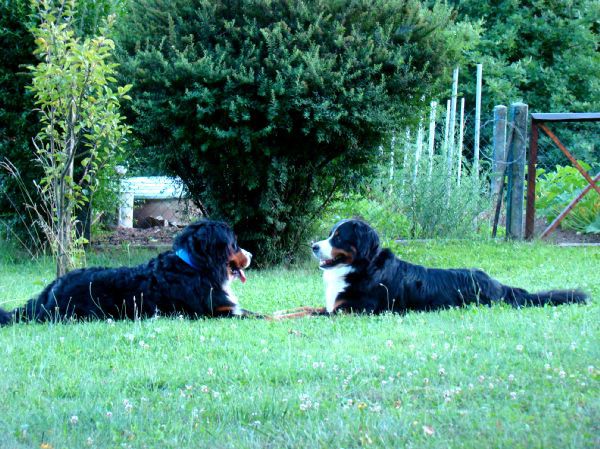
[173,219,252,282]
[312,219,380,269]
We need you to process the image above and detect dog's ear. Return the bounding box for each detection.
[174,220,234,267]
[353,220,380,261]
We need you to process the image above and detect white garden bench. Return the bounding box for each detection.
[118,176,186,228]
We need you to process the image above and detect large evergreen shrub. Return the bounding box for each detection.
[117,0,474,263]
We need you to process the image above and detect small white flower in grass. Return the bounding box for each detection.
[69,415,78,425]
[422,425,435,436]
[207,367,215,376]
[370,404,382,413]
[59,337,65,344]
[139,340,149,349]
[86,437,93,446]
[588,365,595,374]
[515,344,524,352]
[438,367,446,376]
[468,383,474,390]
[200,385,209,393]
[371,355,379,362]
[379,365,386,373]
[431,353,438,360]
[466,335,472,342]
[199,335,206,343]
[184,355,192,362]
[508,374,515,382]
[386,339,394,348]
[124,333,134,342]
[408,344,415,351]
[297,379,303,384]
[212,391,220,398]
[488,383,494,390]
[478,375,485,383]
[423,378,430,385]
[123,399,133,413]
[332,364,339,372]
[559,370,566,378]
[570,342,577,350]
[444,342,451,350]
[510,392,517,400]
[312,361,325,369]
[105,411,112,419]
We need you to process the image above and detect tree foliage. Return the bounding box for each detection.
[116,0,474,263]
[0,0,128,236]
[28,0,130,276]
[0,0,38,226]
[452,0,599,165]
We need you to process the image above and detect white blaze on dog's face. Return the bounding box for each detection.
[312,220,356,270]
[312,220,357,312]
[227,247,252,283]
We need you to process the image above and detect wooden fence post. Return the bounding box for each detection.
[492,105,507,196]
[506,102,528,239]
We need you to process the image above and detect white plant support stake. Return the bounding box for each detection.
[473,63,483,180]
[443,99,451,161]
[457,97,465,185]
[448,67,459,178]
[401,127,410,192]
[427,101,437,180]
[389,134,396,195]
[413,121,424,184]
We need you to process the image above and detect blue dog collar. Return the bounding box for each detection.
[176,249,200,270]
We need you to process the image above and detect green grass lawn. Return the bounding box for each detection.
[0,241,598,448]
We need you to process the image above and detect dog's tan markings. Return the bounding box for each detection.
[331,248,354,264]
[333,299,349,311]
[214,305,235,315]
[228,250,249,269]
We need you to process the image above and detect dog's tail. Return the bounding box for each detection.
[0,306,15,326]
[503,286,588,307]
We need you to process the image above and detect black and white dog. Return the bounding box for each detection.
[0,220,257,325]
[311,219,588,314]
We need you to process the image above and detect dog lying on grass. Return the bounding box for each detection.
[0,220,258,325]
[276,219,587,318]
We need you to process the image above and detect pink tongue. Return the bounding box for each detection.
[239,269,247,283]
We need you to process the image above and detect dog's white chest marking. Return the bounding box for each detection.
[223,281,239,305]
[323,266,353,312]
